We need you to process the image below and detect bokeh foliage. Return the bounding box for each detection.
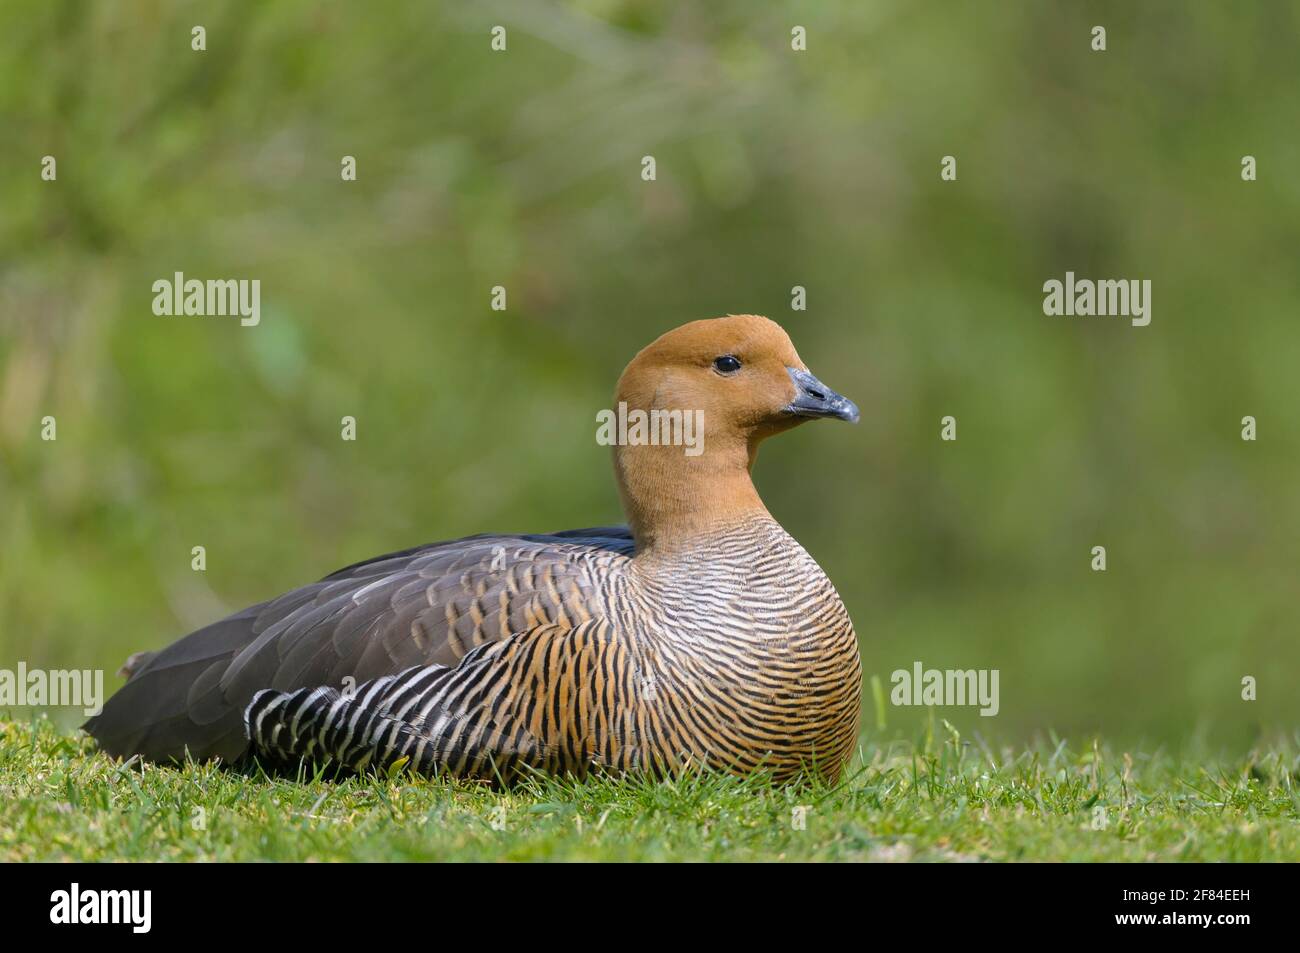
[2,1,1298,748]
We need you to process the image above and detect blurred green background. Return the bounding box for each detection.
[2,1,1297,750]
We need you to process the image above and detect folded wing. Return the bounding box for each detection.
[85,527,633,764]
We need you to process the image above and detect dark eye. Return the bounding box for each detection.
[713,355,742,374]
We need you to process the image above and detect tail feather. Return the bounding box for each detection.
[85,605,268,763]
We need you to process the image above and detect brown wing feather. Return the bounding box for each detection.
[85,527,633,764]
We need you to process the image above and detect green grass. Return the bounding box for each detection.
[3,716,1297,862]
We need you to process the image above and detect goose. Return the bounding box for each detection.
[86,314,863,783]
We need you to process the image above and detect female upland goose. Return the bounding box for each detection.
[87,314,862,783]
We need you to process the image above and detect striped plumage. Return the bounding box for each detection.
[87,314,863,783]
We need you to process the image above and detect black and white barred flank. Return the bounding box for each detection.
[244,649,546,780]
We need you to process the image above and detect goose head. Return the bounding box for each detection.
[610,314,858,552]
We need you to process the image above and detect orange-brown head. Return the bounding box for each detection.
[610,314,858,554]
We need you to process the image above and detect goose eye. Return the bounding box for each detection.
[713,355,742,374]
